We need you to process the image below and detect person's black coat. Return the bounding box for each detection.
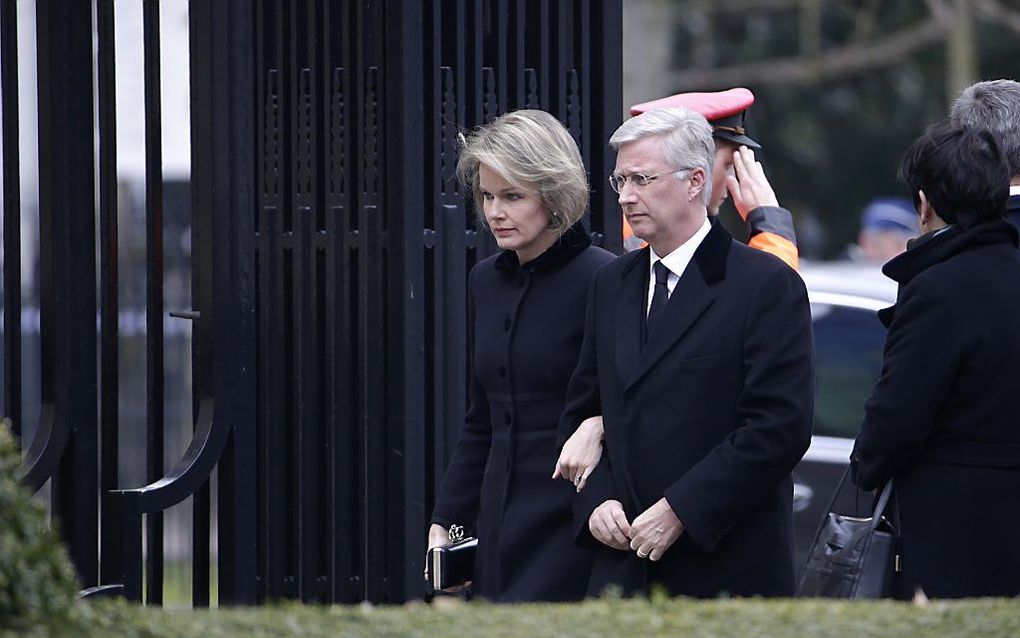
[1007,193,1020,233]
[852,220,1020,599]
[559,219,814,598]
[431,223,615,602]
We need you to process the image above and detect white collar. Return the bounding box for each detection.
[1010,184,1020,196]
[649,218,712,281]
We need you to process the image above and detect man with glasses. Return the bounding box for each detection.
[558,106,814,598]
[624,88,798,271]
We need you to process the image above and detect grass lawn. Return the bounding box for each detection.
[11,596,1020,637]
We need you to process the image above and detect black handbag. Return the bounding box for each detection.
[797,470,901,598]
[426,525,478,591]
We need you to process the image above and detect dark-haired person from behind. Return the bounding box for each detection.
[851,123,1020,599]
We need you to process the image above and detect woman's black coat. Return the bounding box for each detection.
[852,220,1020,599]
[431,224,615,602]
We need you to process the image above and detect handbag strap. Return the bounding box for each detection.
[870,478,895,530]
[820,466,894,529]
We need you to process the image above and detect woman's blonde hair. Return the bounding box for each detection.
[456,110,589,233]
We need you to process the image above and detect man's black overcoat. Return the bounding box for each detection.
[852,221,1020,599]
[559,219,814,598]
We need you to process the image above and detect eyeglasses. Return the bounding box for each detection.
[608,169,691,193]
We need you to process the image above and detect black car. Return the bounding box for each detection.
[792,262,896,571]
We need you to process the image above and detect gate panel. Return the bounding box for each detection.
[1,0,620,607]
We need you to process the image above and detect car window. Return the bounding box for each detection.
[810,303,886,439]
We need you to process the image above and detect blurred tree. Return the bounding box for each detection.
[625,0,1020,257]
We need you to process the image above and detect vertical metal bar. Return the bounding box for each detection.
[425,0,441,521]
[510,0,525,107]
[188,0,213,607]
[591,0,623,253]
[214,0,258,605]
[36,0,99,588]
[555,0,572,123]
[0,0,21,439]
[495,0,508,114]
[262,0,294,602]
[96,0,121,587]
[114,493,144,601]
[361,61,386,603]
[289,0,324,602]
[143,0,165,606]
[254,0,275,603]
[577,1,591,168]
[538,0,550,111]
[321,0,343,605]
[383,0,426,603]
[323,0,356,602]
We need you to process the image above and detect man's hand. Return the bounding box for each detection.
[588,500,631,550]
[553,415,604,492]
[629,498,684,561]
[726,146,779,221]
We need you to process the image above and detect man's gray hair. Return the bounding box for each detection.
[609,107,715,205]
[950,79,1020,177]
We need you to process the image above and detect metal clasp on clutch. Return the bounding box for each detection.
[449,524,465,542]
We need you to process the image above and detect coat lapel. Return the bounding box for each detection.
[614,248,648,388]
[625,260,713,392]
[621,219,732,393]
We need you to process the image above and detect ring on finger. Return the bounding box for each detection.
[636,550,649,558]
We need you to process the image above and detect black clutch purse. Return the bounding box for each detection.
[797,470,900,599]
[427,524,478,591]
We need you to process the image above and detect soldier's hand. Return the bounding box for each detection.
[726,146,779,221]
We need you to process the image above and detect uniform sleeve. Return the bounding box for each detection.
[663,265,814,553]
[851,277,965,491]
[746,206,799,271]
[431,269,492,532]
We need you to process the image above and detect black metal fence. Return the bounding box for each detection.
[0,0,622,606]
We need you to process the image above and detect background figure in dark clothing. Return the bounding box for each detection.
[852,124,1020,599]
[428,110,614,601]
[951,79,1020,232]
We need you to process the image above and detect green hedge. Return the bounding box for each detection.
[22,596,1020,638]
[0,420,79,634]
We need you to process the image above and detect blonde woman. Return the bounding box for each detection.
[428,110,613,601]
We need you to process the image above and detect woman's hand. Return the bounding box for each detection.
[427,523,450,551]
[424,523,471,593]
[552,415,604,492]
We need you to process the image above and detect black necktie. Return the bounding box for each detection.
[645,260,670,342]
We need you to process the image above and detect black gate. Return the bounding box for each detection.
[0,0,622,606]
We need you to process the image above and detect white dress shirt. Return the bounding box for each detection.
[646,218,712,315]
[1010,184,1020,196]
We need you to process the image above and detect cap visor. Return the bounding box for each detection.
[714,131,761,150]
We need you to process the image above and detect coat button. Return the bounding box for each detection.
[503,317,511,331]
[498,365,507,378]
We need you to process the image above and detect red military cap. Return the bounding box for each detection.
[629,87,760,149]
